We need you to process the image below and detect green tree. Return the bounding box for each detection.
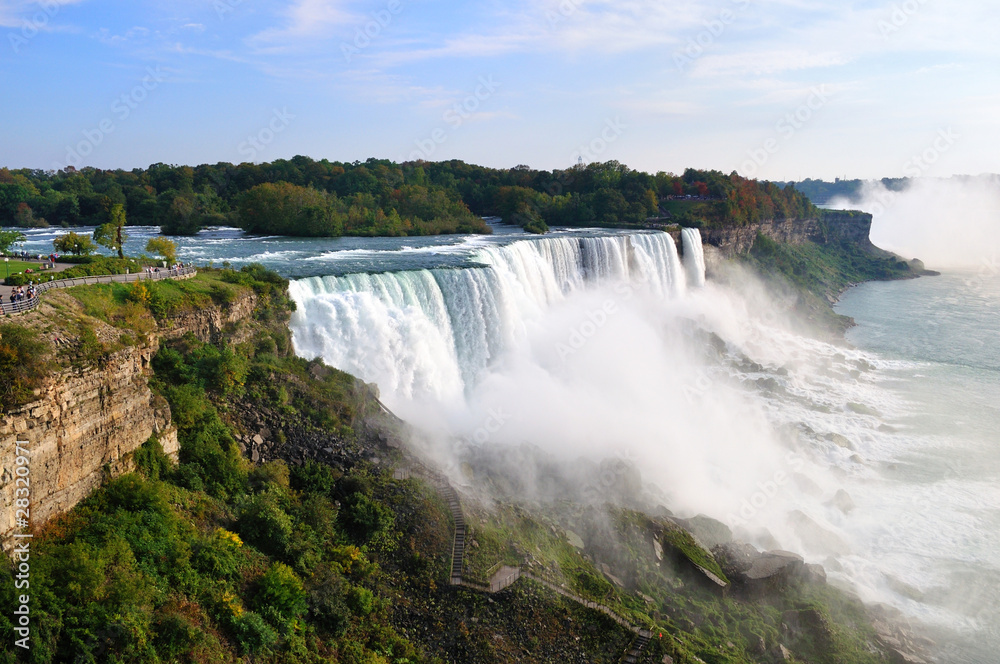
[145,237,178,265]
[14,202,47,228]
[160,194,201,236]
[0,229,26,254]
[53,231,96,256]
[94,203,128,258]
[255,562,307,622]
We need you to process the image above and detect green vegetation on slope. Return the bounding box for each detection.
[745,233,915,332]
[0,264,898,664]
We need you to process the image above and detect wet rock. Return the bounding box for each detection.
[681,514,733,549]
[791,472,823,496]
[825,432,855,450]
[800,563,827,585]
[847,402,880,417]
[829,489,856,514]
[787,510,850,555]
[746,551,804,582]
[713,541,760,579]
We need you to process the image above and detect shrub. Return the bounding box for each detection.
[172,463,205,492]
[249,461,291,492]
[229,611,278,656]
[192,536,241,580]
[340,493,394,546]
[0,323,52,411]
[134,436,173,481]
[345,585,375,616]
[255,562,307,622]
[237,494,293,556]
[291,460,338,496]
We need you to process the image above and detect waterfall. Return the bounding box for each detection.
[681,228,707,288]
[289,231,700,402]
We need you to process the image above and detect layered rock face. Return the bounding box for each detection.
[0,343,177,545]
[0,288,258,549]
[701,211,874,256]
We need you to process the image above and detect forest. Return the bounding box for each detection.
[0,157,818,237]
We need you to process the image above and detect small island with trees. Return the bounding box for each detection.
[0,157,819,238]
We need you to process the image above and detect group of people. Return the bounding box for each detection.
[7,284,36,305]
[142,263,186,276]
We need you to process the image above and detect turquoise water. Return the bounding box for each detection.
[836,272,1000,663]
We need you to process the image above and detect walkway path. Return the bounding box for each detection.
[398,459,655,663]
[0,266,197,316]
[0,261,74,300]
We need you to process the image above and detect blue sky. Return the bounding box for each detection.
[1,0,997,179]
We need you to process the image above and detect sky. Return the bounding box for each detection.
[1,0,998,179]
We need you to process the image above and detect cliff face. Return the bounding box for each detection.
[701,211,874,256]
[0,288,258,548]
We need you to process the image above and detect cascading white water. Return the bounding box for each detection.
[681,228,707,288]
[288,232,691,402]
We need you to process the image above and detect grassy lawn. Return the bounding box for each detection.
[2,259,53,275]
[66,270,248,329]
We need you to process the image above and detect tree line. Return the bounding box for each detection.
[0,157,818,237]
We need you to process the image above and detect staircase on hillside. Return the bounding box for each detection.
[620,630,652,664]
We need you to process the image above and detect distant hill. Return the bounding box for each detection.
[774,174,1000,206]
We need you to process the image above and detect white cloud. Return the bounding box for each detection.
[692,50,851,78]
[0,0,85,29]
[249,0,356,51]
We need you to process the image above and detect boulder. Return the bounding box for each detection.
[829,489,855,514]
[681,514,733,549]
[800,563,827,585]
[787,510,850,555]
[714,543,804,595]
[746,550,804,582]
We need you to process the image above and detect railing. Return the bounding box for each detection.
[0,266,197,316]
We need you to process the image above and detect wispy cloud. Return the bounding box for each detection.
[0,0,85,29]
[692,50,851,78]
[249,0,357,52]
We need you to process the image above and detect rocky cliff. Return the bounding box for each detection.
[0,286,258,549]
[701,210,874,256]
